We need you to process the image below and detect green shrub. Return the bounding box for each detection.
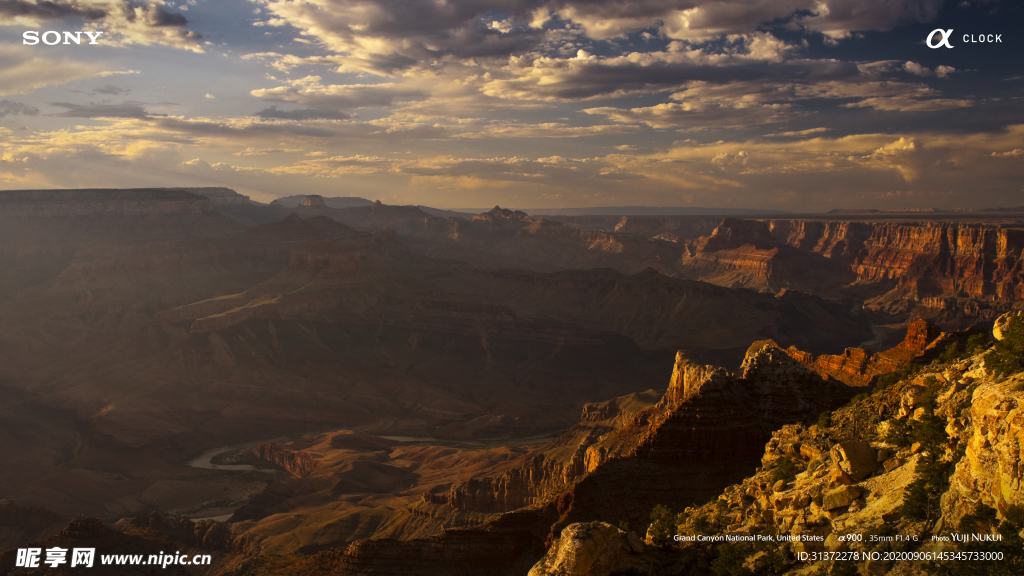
[883,418,911,447]
[987,315,1024,376]
[873,364,923,392]
[647,504,675,546]
[910,414,947,447]
[710,542,753,576]
[846,392,870,408]
[965,333,990,354]
[770,456,800,484]
[816,411,833,429]
[1003,504,1024,530]
[937,342,962,364]
[899,451,957,521]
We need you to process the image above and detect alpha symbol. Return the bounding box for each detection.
[926,29,954,49]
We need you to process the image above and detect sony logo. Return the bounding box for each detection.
[23,31,104,46]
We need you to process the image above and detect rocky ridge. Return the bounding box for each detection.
[782,318,986,387]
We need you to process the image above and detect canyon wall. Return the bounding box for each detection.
[768,219,1024,302]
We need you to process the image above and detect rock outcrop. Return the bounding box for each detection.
[299,195,326,207]
[528,522,647,576]
[249,443,321,478]
[943,370,1024,527]
[782,319,977,386]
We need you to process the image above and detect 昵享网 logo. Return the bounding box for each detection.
[926,28,1003,49]
[23,30,104,45]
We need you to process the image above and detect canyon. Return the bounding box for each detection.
[1,188,1022,576]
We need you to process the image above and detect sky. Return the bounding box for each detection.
[0,0,1022,211]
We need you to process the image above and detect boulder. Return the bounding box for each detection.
[822,486,861,510]
[828,466,854,486]
[883,457,904,472]
[832,440,879,481]
[900,385,927,418]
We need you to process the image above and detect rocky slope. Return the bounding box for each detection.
[529,310,1024,576]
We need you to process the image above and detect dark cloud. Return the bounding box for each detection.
[120,2,188,27]
[0,0,106,21]
[94,84,131,96]
[146,4,186,27]
[255,106,352,121]
[0,99,40,117]
[50,101,155,119]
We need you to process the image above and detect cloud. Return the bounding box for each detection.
[991,149,1023,158]
[265,154,393,177]
[481,39,857,101]
[0,0,106,22]
[257,0,547,73]
[457,121,646,138]
[50,101,156,119]
[132,3,187,27]
[547,0,946,42]
[0,99,40,117]
[97,69,141,77]
[234,147,304,156]
[88,2,203,51]
[842,96,973,112]
[93,84,130,95]
[0,45,104,96]
[251,77,427,109]
[584,81,794,129]
[903,61,956,78]
[250,0,952,78]
[254,105,351,121]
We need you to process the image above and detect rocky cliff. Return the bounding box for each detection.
[434,345,853,519]
[681,218,1024,327]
